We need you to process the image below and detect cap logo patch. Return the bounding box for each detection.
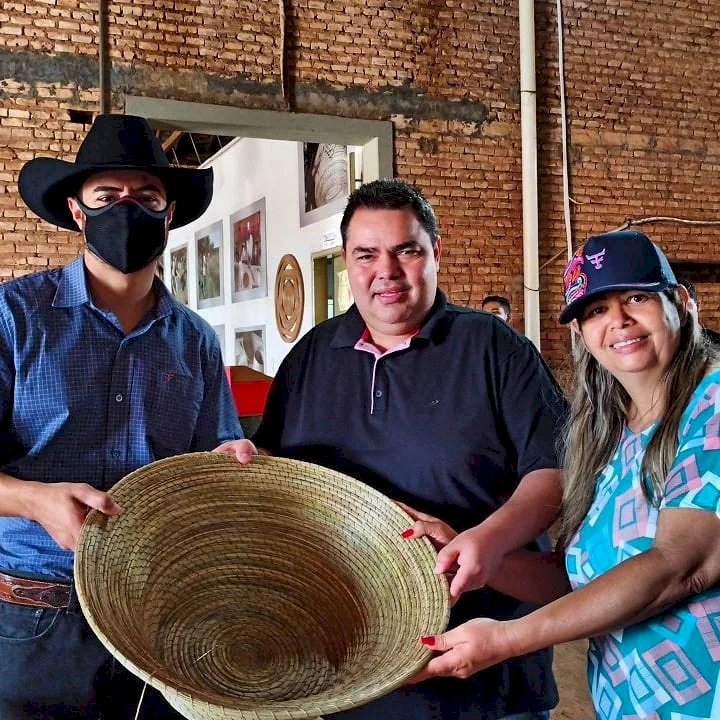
[563,251,588,304]
[585,249,606,270]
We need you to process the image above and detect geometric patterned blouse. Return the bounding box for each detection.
[566,368,720,720]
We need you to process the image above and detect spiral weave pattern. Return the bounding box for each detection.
[75,453,450,720]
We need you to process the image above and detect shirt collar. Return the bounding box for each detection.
[53,257,91,308]
[52,256,174,320]
[152,277,176,319]
[330,290,450,348]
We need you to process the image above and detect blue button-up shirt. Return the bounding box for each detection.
[0,258,243,579]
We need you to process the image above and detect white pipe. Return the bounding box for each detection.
[556,0,573,262]
[556,0,577,353]
[519,0,541,349]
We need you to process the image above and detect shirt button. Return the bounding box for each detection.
[111,450,120,458]
[115,394,123,402]
[375,390,383,398]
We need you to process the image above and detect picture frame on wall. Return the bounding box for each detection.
[211,324,226,361]
[195,220,224,309]
[230,198,267,302]
[234,325,265,373]
[169,244,189,305]
[298,142,349,227]
[156,253,165,283]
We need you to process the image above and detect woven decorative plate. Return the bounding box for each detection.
[274,253,304,343]
[75,453,450,720]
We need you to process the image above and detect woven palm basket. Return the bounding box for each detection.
[75,452,450,720]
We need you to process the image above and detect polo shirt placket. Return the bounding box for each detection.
[354,336,413,415]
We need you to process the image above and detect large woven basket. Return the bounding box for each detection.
[75,453,450,720]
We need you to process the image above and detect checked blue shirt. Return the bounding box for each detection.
[0,257,243,580]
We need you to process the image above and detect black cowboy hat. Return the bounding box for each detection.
[18,114,213,231]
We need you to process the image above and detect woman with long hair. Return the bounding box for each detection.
[407,230,720,719]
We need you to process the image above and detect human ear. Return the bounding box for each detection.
[67,197,85,232]
[570,319,588,349]
[166,200,176,228]
[676,285,692,325]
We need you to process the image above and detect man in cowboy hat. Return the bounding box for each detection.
[0,114,255,719]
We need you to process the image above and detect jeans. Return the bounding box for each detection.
[0,587,184,720]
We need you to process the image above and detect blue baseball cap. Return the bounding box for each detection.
[559,230,678,324]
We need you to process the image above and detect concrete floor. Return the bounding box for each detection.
[553,640,595,719]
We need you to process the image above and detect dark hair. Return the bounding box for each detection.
[481,295,511,317]
[339,178,439,248]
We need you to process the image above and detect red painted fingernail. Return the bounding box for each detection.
[401,528,414,538]
[421,636,435,647]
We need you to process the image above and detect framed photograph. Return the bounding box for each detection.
[211,324,226,360]
[299,142,349,227]
[230,199,267,302]
[234,325,266,373]
[169,244,189,305]
[195,220,224,309]
[156,253,165,283]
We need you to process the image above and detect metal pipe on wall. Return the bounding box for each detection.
[98,0,111,114]
[519,0,541,349]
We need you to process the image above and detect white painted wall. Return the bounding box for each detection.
[164,138,350,376]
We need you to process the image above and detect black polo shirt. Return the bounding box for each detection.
[254,291,567,719]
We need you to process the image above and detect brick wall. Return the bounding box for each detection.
[2,0,720,371]
[535,0,720,361]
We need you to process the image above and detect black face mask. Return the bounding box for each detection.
[78,198,170,274]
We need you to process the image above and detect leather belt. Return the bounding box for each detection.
[0,571,71,609]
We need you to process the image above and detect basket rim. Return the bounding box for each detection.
[75,452,451,719]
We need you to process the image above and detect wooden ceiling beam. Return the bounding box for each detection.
[161,130,185,152]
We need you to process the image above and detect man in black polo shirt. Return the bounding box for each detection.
[253,179,566,720]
